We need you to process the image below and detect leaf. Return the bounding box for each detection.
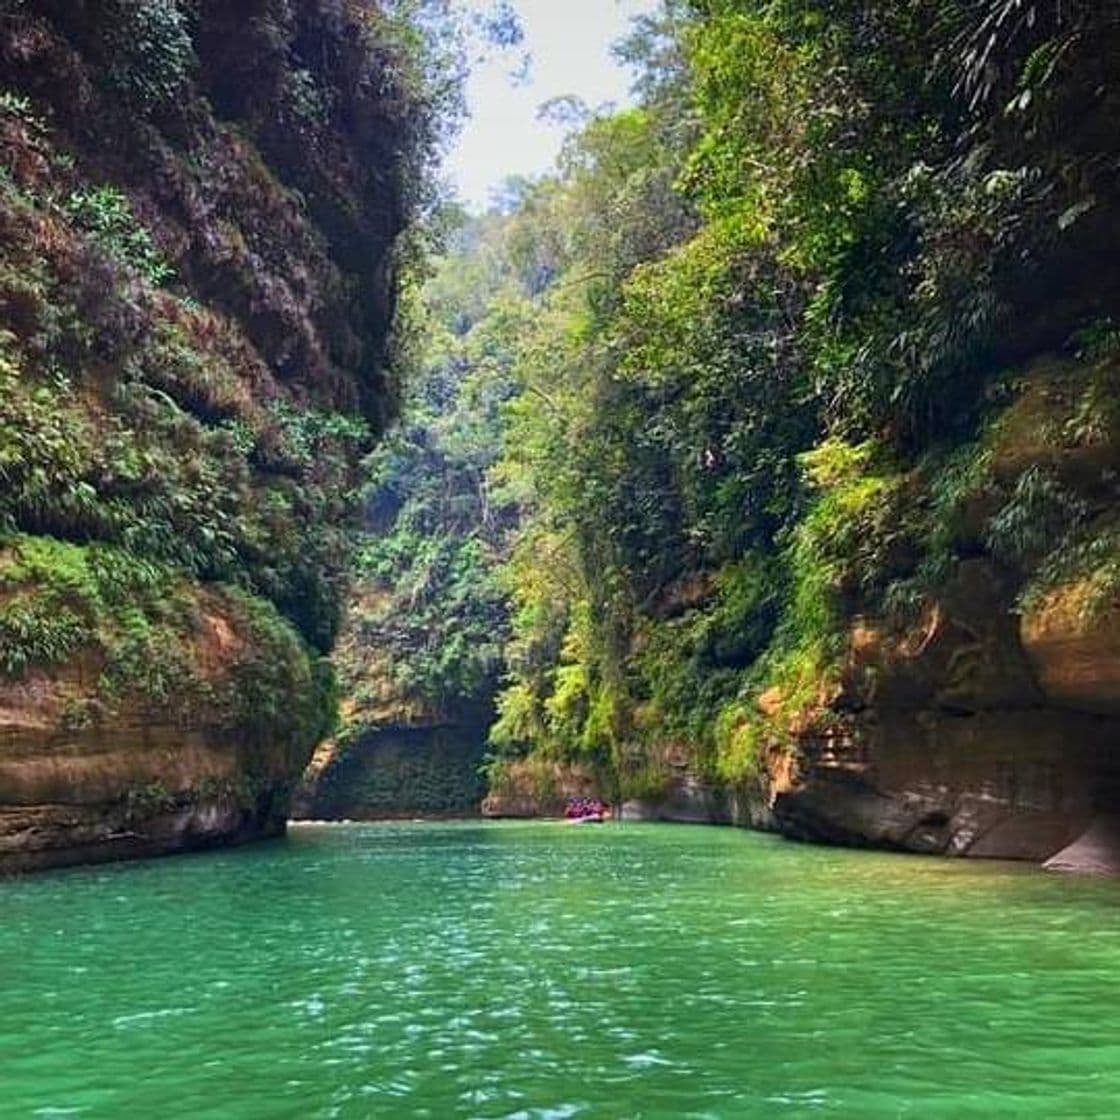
[1058,197,1095,232]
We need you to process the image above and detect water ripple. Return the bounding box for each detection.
[2,822,1120,1117]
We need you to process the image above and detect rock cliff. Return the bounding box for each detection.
[614,358,1120,867]
[292,592,495,821]
[293,715,491,822]
[0,0,429,871]
[759,359,1120,865]
[496,357,1120,868]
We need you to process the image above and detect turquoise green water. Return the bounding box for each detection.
[3,822,1120,1118]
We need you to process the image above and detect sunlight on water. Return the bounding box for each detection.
[3,822,1120,1118]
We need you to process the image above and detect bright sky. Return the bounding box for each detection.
[445,0,660,211]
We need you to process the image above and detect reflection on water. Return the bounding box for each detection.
[2,821,1119,1117]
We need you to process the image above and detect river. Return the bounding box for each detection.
[2,821,1119,1117]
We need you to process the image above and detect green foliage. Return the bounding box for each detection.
[467,1,1119,803]
[0,270,362,653]
[985,466,1088,568]
[0,530,329,747]
[334,216,524,737]
[0,600,89,678]
[224,586,336,750]
[1073,319,1120,365]
[0,530,169,685]
[629,556,778,764]
[100,0,195,111]
[731,439,904,743]
[1020,521,1120,621]
[0,335,94,535]
[282,68,331,126]
[792,440,907,608]
[268,402,370,469]
[713,701,763,784]
[12,0,1109,812]
[65,186,175,286]
[0,90,41,129]
[484,753,560,805]
[0,0,461,784]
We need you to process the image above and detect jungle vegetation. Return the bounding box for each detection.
[0,0,465,755]
[353,0,1120,801]
[3,1,1117,807]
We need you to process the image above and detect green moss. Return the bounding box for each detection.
[0,532,327,753]
[713,702,764,784]
[0,534,195,709]
[0,536,104,676]
[313,731,490,818]
[222,586,335,751]
[758,441,901,699]
[618,758,675,803]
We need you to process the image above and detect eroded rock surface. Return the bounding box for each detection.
[0,589,316,873]
[1043,816,1120,873]
[765,562,1120,862]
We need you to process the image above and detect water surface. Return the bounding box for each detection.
[3,821,1119,1117]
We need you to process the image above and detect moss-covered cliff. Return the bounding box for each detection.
[0,0,438,871]
[292,591,497,821]
[322,3,1120,865]
[483,351,1120,862]
[749,354,1120,861]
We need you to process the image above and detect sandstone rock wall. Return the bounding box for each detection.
[0,584,320,873]
[766,568,1120,863]
[0,1,422,871]
[481,759,601,819]
[0,725,288,874]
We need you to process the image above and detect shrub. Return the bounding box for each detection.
[0,599,90,677]
[985,466,1088,569]
[101,0,195,112]
[65,186,175,287]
